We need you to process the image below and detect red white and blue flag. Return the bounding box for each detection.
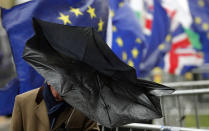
[163,23,203,75]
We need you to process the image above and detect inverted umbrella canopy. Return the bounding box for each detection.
[23,18,174,128]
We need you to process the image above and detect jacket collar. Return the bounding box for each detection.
[35,86,44,104]
[34,87,73,130]
[34,87,50,130]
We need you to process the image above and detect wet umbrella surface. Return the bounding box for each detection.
[23,18,174,128]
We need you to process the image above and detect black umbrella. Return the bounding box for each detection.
[23,18,174,128]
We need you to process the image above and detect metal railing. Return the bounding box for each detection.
[161,80,209,129]
[101,123,209,131]
[123,123,209,131]
[164,80,209,88]
[100,80,209,131]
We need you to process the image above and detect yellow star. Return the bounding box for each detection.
[184,72,193,80]
[198,0,205,7]
[116,37,123,47]
[87,6,96,19]
[70,7,83,17]
[136,38,142,44]
[152,67,162,83]
[166,34,172,42]
[152,67,162,74]
[119,2,124,8]
[98,19,104,32]
[110,10,115,18]
[128,60,134,67]
[131,48,139,58]
[122,51,127,61]
[58,12,72,25]
[202,23,209,31]
[195,17,202,24]
[158,43,165,50]
[112,25,117,32]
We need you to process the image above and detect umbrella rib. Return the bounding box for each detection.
[96,74,112,126]
[25,58,57,72]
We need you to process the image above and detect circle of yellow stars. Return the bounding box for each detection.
[57,6,104,31]
[194,16,209,39]
[113,2,143,69]
[194,0,209,39]
[116,36,142,68]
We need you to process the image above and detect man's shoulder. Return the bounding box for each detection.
[15,88,40,103]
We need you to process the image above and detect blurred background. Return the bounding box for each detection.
[0,0,209,130]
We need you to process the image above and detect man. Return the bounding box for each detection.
[10,82,100,131]
[17,18,173,129]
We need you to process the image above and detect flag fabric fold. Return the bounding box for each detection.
[163,23,203,75]
[1,0,109,115]
[1,0,109,93]
[189,0,209,64]
[110,0,147,77]
[140,0,171,76]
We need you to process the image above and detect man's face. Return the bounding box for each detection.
[48,84,63,102]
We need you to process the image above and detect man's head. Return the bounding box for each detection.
[47,82,63,102]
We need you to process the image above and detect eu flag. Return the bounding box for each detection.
[1,0,108,93]
[110,0,147,77]
[189,0,209,64]
[1,0,108,115]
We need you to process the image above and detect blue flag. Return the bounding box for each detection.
[0,78,19,115]
[140,0,171,76]
[1,0,108,115]
[189,0,209,64]
[1,0,108,93]
[110,0,147,77]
